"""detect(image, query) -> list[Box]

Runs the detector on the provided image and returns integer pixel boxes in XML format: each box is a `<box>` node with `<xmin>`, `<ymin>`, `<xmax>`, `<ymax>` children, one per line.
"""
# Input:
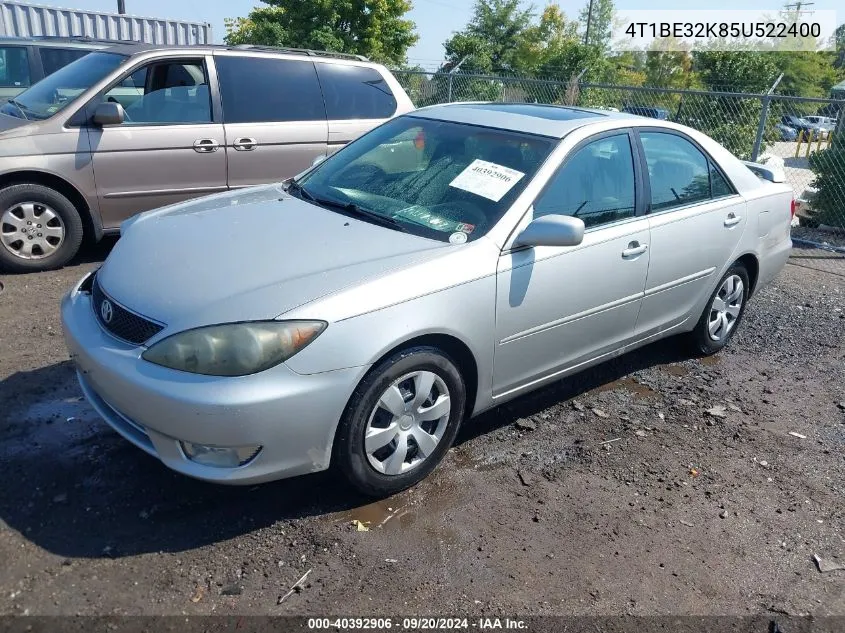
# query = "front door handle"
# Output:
<box><xmin>233</xmin><ymin>137</ymin><xmax>257</xmax><ymax>151</ymax></box>
<box><xmin>622</xmin><ymin>241</ymin><xmax>648</xmax><ymax>258</ymax></box>
<box><xmin>193</xmin><ymin>138</ymin><xmax>219</xmax><ymax>153</ymax></box>
<box><xmin>724</xmin><ymin>212</ymin><xmax>742</xmax><ymax>227</ymax></box>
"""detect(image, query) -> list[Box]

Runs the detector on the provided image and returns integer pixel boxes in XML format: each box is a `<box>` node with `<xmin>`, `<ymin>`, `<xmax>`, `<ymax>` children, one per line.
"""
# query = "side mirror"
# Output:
<box><xmin>513</xmin><ymin>214</ymin><xmax>585</xmax><ymax>248</ymax></box>
<box><xmin>93</xmin><ymin>101</ymin><xmax>125</xmax><ymax>127</ymax></box>
<box><xmin>311</xmin><ymin>154</ymin><xmax>327</xmax><ymax>167</ymax></box>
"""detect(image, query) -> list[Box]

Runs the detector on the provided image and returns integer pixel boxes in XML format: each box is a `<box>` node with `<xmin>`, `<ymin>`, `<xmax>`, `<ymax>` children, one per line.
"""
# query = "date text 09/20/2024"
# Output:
<box><xmin>307</xmin><ymin>618</ymin><xmax>527</xmax><ymax>630</ymax></box>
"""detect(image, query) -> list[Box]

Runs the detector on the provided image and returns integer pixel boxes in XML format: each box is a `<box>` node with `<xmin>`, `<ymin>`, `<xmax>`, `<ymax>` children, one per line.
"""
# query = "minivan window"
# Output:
<box><xmin>0</xmin><ymin>46</ymin><xmax>30</xmax><ymax>88</ymax></box>
<box><xmin>316</xmin><ymin>63</ymin><xmax>397</xmax><ymax>120</ymax></box>
<box><xmin>216</xmin><ymin>56</ymin><xmax>325</xmax><ymax>123</ymax></box>
<box><xmin>1</xmin><ymin>51</ymin><xmax>126</xmax><ymax>120</ymax></box>
<box><xmin>101</xmin><ymin>60</ymin><xmax>211</xmax><ymax>124</ymax></box>
<box><xmin>40</xmin><ymin>48</ymin><xmax>90</xmax><ymax>77</ymax></box>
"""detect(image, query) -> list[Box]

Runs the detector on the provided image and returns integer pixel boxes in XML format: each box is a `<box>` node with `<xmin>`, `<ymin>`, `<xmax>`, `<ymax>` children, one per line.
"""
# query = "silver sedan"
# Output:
<box><xmin>61</xmin><ymin>103</ymin><xmax>794</xmax><ymax>496</ymax></box>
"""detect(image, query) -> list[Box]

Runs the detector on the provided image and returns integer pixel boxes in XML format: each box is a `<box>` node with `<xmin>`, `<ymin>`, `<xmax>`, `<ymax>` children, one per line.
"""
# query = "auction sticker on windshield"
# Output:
<box><xmin>449</xmin><ymin>159</ymin><xmax>525</xmax><ymax>202</ymax></box>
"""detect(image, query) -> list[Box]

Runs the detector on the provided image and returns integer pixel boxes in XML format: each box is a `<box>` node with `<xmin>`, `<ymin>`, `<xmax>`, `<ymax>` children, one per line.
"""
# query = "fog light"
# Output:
<box><xmin>180</xmin><ymin>442</ymin><xmax>262</xmax><ymax>468</ymax></box>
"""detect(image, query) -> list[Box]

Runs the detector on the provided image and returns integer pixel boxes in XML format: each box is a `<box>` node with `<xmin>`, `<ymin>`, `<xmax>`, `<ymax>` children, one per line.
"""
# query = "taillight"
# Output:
<box><xmin>790</xmin><ymin>199</ymin><xmax>796</xmax><ymax>218</ymax></box>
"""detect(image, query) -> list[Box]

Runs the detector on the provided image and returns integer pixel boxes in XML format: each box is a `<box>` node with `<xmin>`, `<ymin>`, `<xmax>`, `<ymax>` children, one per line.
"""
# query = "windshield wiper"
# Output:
<box><xmin>5</xmin><ymin>99</ymin><xmax>29</xmax><ymax>120</ymax></box>
<box><xmin>291</xmin><ymin>184</ymin><xmax>409</xmax><ymax>233</ymax></box>
<box><xmin>283</xmin><ymin>178</ymin><xmax>315</xmax><ymax>202</ymax></box>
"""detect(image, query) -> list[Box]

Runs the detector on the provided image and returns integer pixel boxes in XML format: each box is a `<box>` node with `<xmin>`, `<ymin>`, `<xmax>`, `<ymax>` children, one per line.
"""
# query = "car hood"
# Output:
<box><xmin>97</xmin><ymin>185</ymin><xmax>448</xmax><ymax>334</ymax></box>
<box><xmin>0</xmin><ymin>112</ymin><xmax>37</xmax><ymax>136</ymax></box>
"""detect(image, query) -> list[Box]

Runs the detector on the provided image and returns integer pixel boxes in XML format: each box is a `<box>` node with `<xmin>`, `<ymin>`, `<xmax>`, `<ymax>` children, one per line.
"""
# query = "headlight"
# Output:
<box><xmin>141</xmin><ymin>320</ymin><xmax>326</xmax><ymax>376</ymax></box>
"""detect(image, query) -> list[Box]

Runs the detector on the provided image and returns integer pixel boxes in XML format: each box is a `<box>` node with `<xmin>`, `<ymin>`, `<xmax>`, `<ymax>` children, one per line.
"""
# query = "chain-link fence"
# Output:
<box><xmin>393</xmin><ymin>70</ymin><xmax>845</xmax><ymax>236</ymax></box>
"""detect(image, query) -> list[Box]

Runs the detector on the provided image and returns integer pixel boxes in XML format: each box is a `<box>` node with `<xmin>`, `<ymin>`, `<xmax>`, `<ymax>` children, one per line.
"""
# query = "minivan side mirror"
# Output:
<box><xmin>93</xmin><ymin>101</ymin><xmax>125</xmax><ymax>127</ymax></box>
<box><xmin>513</xmin><ymin>214</ymin><xmax>585</xmax><ymax>248</ymax></box>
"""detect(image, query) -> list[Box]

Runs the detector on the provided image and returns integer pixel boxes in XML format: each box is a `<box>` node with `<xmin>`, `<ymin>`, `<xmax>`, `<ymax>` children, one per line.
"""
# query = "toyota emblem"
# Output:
<box><xmin>100</xmin><ymin>299</ymin><xmax>114</xmax><ymax>324</ymax></box>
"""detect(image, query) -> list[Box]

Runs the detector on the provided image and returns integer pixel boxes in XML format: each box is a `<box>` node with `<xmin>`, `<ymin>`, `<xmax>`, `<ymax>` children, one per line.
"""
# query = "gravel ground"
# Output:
<box><xmin>1</xmin><ymin>241</ymin><xmax>844</xmax><ymax>618</ymax></box>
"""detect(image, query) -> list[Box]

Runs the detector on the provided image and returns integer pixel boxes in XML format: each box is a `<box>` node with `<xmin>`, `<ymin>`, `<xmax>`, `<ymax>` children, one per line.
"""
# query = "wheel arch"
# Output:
<box><xmin>734</xmin><ymin>252</ymin><xmax>760</xmax><ymax>297</ymax></box>
<box><xmin>357</xmin><ymin>332</ymin><xmax>480</xmax><ymax>421</ymax></box>
<box><xmin>0</xmin><ymin>170</ymin><xmax>102</xmax><ymax>242</ymax></box>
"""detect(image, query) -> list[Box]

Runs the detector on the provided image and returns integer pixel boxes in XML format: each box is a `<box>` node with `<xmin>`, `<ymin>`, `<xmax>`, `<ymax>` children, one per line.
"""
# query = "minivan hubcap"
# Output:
<box><xmin>1</xmin><ymin>202</ymin><xmax>64</xmax><ymax>260</ymax></box>
<box><xmin>708</xmin><ymin>275</ymin><xmax>744</xmax><ymax>342</ymax></box>
<box><xmin>365</xmin><ymin>371</ymin><xmax>451</xmax><ymax>476</ymax></box>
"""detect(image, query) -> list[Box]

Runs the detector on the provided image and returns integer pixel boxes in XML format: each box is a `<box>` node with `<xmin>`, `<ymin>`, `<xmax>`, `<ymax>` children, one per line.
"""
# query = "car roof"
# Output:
<box><xmin>410</xmin><ymin>102</ymin><xmax>638</xmax><ymax>138</ymax></box>
<box><xmin>92</xmin><ymin>42</ymin><xmax>374</xmax><ymax>63</ymax></box>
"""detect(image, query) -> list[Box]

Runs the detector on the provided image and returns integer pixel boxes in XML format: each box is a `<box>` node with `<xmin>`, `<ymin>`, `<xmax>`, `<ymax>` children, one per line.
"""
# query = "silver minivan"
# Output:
<box><xmin>0</xmin><ymin>43</ymin><xmax>414</xmax><ymax>272</ymax></box>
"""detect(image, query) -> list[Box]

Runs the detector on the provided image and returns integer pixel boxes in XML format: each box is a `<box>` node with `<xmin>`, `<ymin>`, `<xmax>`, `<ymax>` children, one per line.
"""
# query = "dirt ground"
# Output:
<box><xmin>1</xmin><ymin>240</ymin><xmax>844</xmax><ymax>619</ymax></box>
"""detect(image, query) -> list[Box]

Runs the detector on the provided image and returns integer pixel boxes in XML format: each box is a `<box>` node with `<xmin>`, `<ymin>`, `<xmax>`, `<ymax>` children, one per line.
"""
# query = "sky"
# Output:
<box><xmin>68</xmin><ymin>1</ymin><xmax>842</xmax><ymax>67</ymax></box>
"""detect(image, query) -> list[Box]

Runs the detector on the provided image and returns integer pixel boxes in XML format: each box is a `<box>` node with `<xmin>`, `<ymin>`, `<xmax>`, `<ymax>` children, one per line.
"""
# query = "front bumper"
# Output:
<box><xmin>60</xmin><ymin>275</ymin><xmax>368</xmax><ymax>485</ymax></box>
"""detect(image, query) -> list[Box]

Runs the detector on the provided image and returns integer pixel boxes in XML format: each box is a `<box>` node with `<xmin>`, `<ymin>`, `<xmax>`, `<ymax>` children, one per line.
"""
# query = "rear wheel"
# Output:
<box><xmin>334</xmin><ymin>346</ymin><xmax>467</xmax><ymax>497</ymax></box>
<box><xmin>691</xmin><ymin>263</ymin><xmax>750</xmax><ymax>355</ymax></box>
<box><xmin>0</xmin><ymin>184</ymin><xmax>84</xmax><ymax>273</ymax></box>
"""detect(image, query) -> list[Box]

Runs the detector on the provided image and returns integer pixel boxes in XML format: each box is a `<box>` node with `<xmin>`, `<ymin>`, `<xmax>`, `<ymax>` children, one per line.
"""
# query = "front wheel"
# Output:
<box><xmin>0</xmin><ymin>184</ymin><xmax>84</xmax><ymax>273</ymax></box>
<box><xmin>334</xmin><ymin>346</ymin><xmax>467</xmax><ymax>497</ymax></box>
<box><xmin>691</xmin><ymin>263</ymin><xmax>750</xmax><ymax>355</ymax></box>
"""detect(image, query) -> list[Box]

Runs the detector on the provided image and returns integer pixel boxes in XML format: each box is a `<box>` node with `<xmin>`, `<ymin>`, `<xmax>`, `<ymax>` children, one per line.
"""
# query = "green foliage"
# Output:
<box><xmin>693</xmin><ymin>50</ymin><xmax>779</xmax><ymax>92</ymax></box>
<box><xmin>578</xmin><ymin>0</ymin><xmax>614</xmax><ymax>52</ymax></box>
<box><xmin>809</xmin><ymin>146</ymin><xmax>845</xmax><ymax>228</ymax></box>
<box><xmin>224</xmin><ymin>0</ymin><xmax>418</xmax><ymax>66</ymax></box>
<box><xmin>442</xmin><ymin>0</ymin><xmax>535</xmax><ymax>74</ymax></box>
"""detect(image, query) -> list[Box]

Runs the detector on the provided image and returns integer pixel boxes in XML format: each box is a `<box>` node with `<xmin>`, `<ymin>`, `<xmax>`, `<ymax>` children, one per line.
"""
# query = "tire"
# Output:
<box><xmin>334</xmin><ymin>346</ymin><xmax>467</xmax><ymax>497</ymax></box>
<box><xmin>0</xmin><ymin>184</ymin><xmax>84</xmax><ymax>273</ymax></box>
<box><xmin>691</xmin><ymin>263</ymin><xmax>750</xmax><ymax>356</ymax></box>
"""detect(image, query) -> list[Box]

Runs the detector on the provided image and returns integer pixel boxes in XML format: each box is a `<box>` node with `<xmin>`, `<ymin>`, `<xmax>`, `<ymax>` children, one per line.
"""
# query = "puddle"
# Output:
<box><xmin>592</xmin><ymin>376</ymin><xmax>655</xmax><ymax>399</ymax></box>
<box><xmin>663</xmin><ymin>364</ymin><xmax>690</xmax><ymax>376</ymax></box>
<box><xmin>332</xmin><ymin>463</ymin><xmax>466</xmax><ymax>535</ymax></box>
<box><xmin>1</xmin><ymin>395</ymin><xmax>103</xmax><ymax>461</ymax></box>
<box><xmin>699</xmin><ymin>355</ymin><xmax>721</xmax><ymax>367</ymax></box>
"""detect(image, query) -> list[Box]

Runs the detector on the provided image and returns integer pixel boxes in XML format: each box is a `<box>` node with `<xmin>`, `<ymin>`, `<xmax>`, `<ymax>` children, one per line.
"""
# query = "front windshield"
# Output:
<box><xmin>297</xmin><ymin>116</ymin><xmax>556</xmax><ymax>242</ymax></box>
<box><xmin>0</xmin><ymin>52</ymin><xmax>127</xmax><ymax>121</ymax></box>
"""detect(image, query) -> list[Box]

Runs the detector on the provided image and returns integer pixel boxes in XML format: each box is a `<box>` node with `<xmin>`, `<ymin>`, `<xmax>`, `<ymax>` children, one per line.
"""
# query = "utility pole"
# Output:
<box><xmin>584</xmin><ymin>0</ymin><xmax>595</xmax><ymax>46</ymax></box>
<box><xmin>117</xmin><ymin>0</ymin><xmax>126</xmax><ymax>14</ymax></box>
<box><xmin>783</xmin><ymin>1</ymin><xmax>814</xmax><ymax>21</ymax></box>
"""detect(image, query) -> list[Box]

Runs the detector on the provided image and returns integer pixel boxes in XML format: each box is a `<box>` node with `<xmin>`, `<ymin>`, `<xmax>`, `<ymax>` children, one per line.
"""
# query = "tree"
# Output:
<box><xmin>224</xmin><ymin>0</ymin><xmax>418</xmax><ymax>66</ymax></box>
<box><xmin>644</xmin><ymin>40</ymin><xmax>698</xmax><ymax>90</ymax></box>
<box><xmin>442</xmin><ymin>0</ymin><xmax>535</xmax><ymax>74</ymax></box>
<box><xmin>579</xmin><ymin>0</ymin><xmax>614</xmax><ymax>52</ymax></box>
<box><xmin>693</xmin><ymin>49</ymin><xmax>779</xmax><ymax>92</ymax></box>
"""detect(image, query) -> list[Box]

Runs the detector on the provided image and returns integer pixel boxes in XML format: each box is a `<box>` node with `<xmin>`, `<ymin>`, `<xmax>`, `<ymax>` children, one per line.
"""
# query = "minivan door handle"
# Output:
<box><xmin>622</xmin><ymin>241</ymin><xmax>648</xmax><ymax>259</ymax></box>
<box><xmin>233</xmin><ymin>137</ymin><xmax>257</xmax><ymax>151</ymax></box>
<box><xmin>724</xmin><ymin>212</ymin><xmax>742</xmax><ymax>227</ymax></box>
<box><xmin>193</xmin><ymin>139</ymin><xmax>219</xmax><ymax>153</ymax></box>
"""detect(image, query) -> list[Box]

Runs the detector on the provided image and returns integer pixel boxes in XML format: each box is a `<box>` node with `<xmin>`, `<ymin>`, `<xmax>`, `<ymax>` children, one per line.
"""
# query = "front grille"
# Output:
<box><xmin>91</xmin><ymin>275</ymin><xmax>165</xmax><ymax>345</ymax></box>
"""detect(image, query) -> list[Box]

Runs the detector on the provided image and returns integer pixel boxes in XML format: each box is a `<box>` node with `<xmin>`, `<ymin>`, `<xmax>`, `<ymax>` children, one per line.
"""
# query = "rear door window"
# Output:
<box><xmin>0</xmin><ymin>46</ymin><xmax>30</xmax><ymax>88</ymax></box>
<box><xmin>39</xmin><ymin>47</ymin><xmax>90</xmax><ymax>77</ymax></box>
<box><xmin>215</xmin><ymin>55</ymin><xmax>325</xmax><ymax>123</ymax></box>
<box><xmin>316</xmin><ymin>63</ymin><xmax>397</xmax><ymax>120</ymax></box>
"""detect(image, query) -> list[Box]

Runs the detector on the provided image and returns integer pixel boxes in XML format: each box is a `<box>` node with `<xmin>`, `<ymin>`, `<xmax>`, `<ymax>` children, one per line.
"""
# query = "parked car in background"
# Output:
<box><xmin>804</xmin><ymin>115</ymin><xmax>836</xmax><ymax>134</ymax></box>
<box><xmin>0</xmin><ymin>36</ymin><xmax>109</xmax><ymax>101</ymax></box>
<box><xmin>776</xmin><ymin>122</ymin><xmax>798</xmax><ymax>141</ymax></box>
<box><xmin>621</xmin><ymin>105</ymin><xmax>670</xmax><ymax>120</ymax></box>
<box><xmin>781</xmin><ymin>114</ymin><xmax>821</xmax><ymax>140</ymax></box>
<box><xmin>61</xmin><ymin>103</ymin><xmax>794</xmax><ymax>495</ymax></box>
<box><xmin>0</xmin><ymin>43</ymin><xmax>414</xmax><ymax>273</ymax></box>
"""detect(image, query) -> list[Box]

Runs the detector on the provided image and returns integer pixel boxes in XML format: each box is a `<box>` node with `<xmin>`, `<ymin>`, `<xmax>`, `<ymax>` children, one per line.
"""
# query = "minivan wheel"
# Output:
<box><xmin>334</xmin><ymin>346</ymin><xmax>467</xmax><ymax>497</ymax></box>
<box><xmin>691</xmin><ymin>263</ymin><xmax>750</xmax><ymax>356</ymax></box>
<box><xmin>0</xmin><ymin>184</ymin><xmax>84</xmax><ymax>273</ymax></box>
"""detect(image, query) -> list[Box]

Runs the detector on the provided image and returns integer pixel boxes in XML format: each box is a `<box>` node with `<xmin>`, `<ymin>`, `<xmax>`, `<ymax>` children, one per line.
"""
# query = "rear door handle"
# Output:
<box><xmin>233</xmin><ymin>137</ymin><xmax>257</xmax><ymax>151</ymax></box>
<box><xmin>193</xmin><ymin>139</ymin><xmax>219</xmax><ymax>153</ymax></box>
<box><xmin>622</xmin><ymin>241</ymin><xmax>648</xmax><ymax>258</ymax></box>
<box><xmin>724</xmin><ymin>212</ymin><xmax>742</xmax><ymax>227</ymax></box>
